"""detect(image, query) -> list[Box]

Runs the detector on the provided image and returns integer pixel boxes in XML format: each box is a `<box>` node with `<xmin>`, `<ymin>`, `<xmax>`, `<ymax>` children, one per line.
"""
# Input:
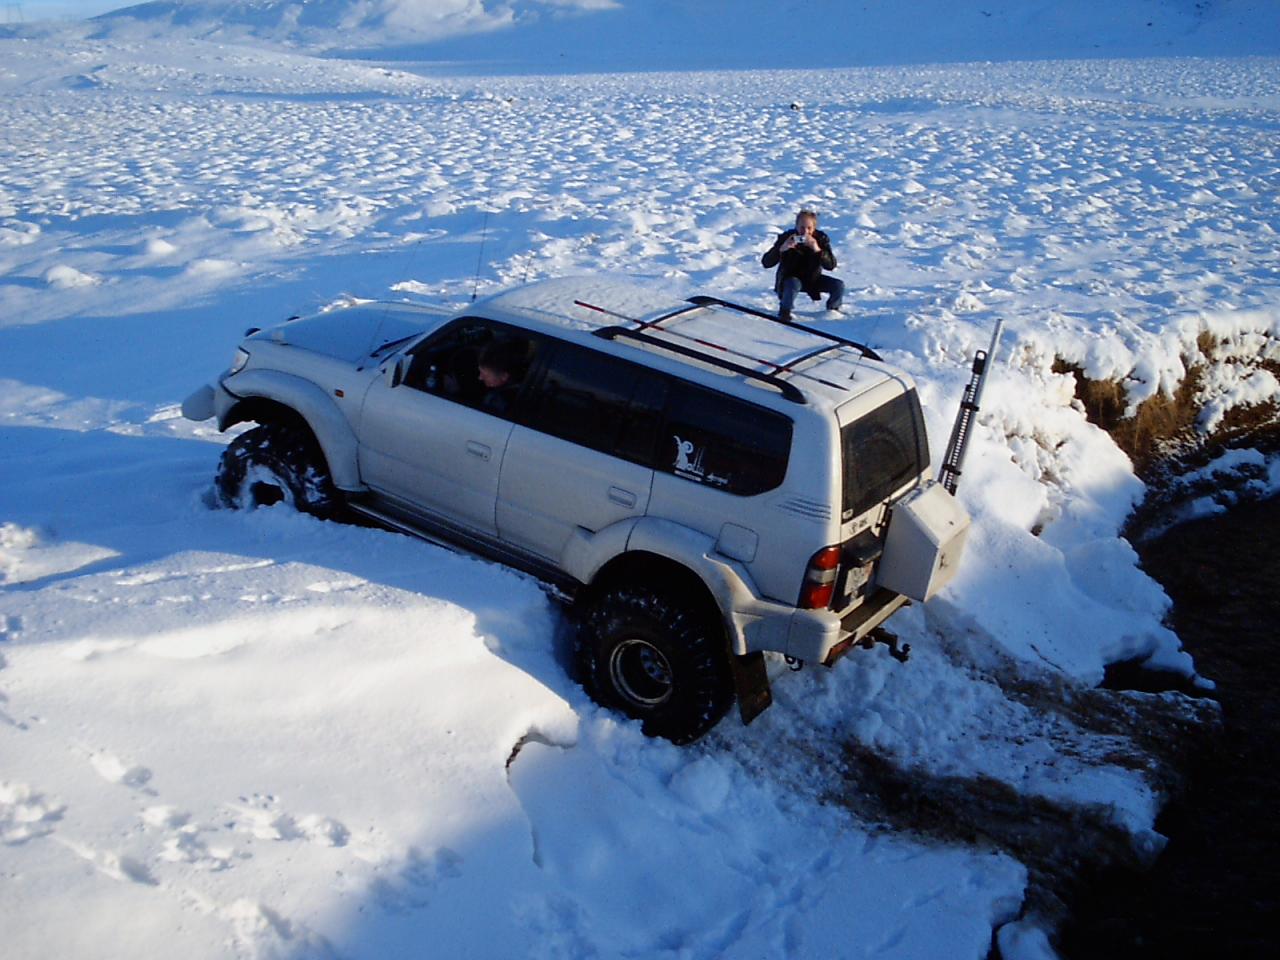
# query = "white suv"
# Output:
<box><xmin>184</xmin><ymin>276</ymin><xmax>970</xmax><ymax>742</ymax></box>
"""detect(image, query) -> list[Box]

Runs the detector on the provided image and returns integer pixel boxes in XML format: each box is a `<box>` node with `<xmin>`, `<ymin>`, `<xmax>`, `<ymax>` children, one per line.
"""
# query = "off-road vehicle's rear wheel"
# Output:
<box><xmin>577</xmin><ymin>585</ymin><xmax>735</xmax><ymax>744</ymax></box>
<box><xmin>215</xmin><ymin>423</ymin><xmax>339</xmax><ymax>519</ymax></box>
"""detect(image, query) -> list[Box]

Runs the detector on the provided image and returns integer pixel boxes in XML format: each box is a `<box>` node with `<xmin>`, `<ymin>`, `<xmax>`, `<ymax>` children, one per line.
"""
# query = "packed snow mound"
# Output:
<box><xmin>80</xmin><ymin>0</ymin><xmax>1280</xmax><ymax>65</ymax></box>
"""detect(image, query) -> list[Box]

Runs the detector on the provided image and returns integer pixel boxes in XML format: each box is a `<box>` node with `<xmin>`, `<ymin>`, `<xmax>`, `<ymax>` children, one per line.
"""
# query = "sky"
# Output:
<box><xmin>6</xmin><ymin>0</ymin><xmax>116</xmax><ymax>19</ymax></box>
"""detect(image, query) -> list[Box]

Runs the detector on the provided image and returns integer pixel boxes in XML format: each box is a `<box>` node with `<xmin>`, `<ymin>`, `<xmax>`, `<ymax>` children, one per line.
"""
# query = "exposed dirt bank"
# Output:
<box><xmin>1058</xmin><ymin>493</ymin><xmax>1280</xmax><ymax>958</ymax></box>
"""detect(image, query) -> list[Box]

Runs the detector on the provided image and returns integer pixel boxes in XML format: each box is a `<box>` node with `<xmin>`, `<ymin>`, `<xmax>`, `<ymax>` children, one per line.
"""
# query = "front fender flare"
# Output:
<box><xmin>220</xmin><ymin>369</ymin><xmax>364</xmax><ymax>492</ymax></box>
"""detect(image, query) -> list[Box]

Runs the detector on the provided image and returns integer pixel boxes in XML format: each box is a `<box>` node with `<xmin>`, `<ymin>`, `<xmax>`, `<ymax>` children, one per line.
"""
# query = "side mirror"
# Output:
<box><xmin>384</xmin><ymin>357</ymin><xmax>406</xmax><ymax>388</ymax></box>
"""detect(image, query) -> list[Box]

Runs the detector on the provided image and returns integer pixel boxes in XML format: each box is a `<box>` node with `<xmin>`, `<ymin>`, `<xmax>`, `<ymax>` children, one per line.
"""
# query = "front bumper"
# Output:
<box><xmin>181</xmin><ymin>383</ymin><xmax>216</xmax><ymax>422</ymax></box>
<box><xmin>181</xmin><ymin>379</ymin><xmax>239</xmax><ymax>428</ymax></box>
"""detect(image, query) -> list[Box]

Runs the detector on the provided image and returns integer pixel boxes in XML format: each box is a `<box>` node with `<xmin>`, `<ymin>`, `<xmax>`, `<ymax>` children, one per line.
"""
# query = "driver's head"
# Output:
<box><xmin>477</xmin><ymin>364</ymin><xmax>509</xmax><ymax>389</ymax></box>
<box><xmin>478</xmin><ymin>338</ymin><xmax>528</xmax><ymax>389</ymax></box>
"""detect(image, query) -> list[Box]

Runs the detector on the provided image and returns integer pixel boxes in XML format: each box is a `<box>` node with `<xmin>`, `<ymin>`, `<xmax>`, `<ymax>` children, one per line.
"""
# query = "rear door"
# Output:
<box><xmin>497</xmin><ymin>341</ymin><xmax>663</xmax><ymax>563</ymax></box>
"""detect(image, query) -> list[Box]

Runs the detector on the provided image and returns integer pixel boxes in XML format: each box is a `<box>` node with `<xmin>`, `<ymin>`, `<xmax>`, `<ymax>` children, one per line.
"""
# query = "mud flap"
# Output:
<box><xmin>732</xmin><ymin>651</ymin><xmax>772</xmax><ymax>725</ymax></box>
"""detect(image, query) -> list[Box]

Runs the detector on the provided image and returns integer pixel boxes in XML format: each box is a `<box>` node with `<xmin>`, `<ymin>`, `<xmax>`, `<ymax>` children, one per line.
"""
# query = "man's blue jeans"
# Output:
<box><xmin>779</xmin><ymin>275</ymin><xmax>845</xmax><ymax>314</ymax></box>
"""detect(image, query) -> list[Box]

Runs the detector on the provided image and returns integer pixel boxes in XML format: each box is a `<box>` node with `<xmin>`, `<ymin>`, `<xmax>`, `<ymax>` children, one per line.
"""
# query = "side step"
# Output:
<box><xmin>345</xmin><ymin>500</ymin><xmax>578</xmax><ymax>604</ymax></box>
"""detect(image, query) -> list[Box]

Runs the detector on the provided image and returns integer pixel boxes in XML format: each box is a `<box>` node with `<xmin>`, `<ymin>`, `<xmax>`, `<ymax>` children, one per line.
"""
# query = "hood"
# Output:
<box><xmin>252</xmin><ymin>302</ymin><xmax>440</xmax><ymax>363</ymax></box>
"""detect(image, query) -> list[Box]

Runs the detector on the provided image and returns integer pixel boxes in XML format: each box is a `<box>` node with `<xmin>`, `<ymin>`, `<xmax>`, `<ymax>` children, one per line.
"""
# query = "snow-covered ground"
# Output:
<box><xmin>2</xmin><ymin>6</ymin><xmax>1280</xmax><ymax>958</ymax></box>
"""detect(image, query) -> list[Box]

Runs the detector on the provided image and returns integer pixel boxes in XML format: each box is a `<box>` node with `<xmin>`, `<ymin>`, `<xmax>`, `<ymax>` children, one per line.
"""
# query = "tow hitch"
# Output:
<box><xmin>860</xmin><ymin>628</ymin><xmax>911</xmax><ymax>663</ymax></box>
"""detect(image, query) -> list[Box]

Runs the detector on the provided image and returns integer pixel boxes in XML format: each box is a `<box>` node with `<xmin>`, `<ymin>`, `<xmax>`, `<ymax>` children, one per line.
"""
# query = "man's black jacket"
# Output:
<box><xmin>761</xmin><ymin>229</ymin><xmax>837</xmax><ymax>298</ymax></box>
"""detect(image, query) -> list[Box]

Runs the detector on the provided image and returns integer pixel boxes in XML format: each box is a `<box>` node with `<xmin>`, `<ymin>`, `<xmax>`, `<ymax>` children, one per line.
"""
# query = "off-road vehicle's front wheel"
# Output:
<box><xmin>215</xmin><ymin>423</ymin><xmax>340</xmax><ymax>519</ymax></box>
<box><xmin>577</xmin><ymin>585</ymin><xmax>735</xmax><ymax>744</ymax></box>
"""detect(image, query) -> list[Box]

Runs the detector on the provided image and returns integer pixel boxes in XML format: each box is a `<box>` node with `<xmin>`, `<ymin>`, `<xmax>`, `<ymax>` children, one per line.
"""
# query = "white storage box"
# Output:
<box><xmin>876</xmin><ymin>481</ymin><xmax>971</xmax><ymax>602</ymax></box>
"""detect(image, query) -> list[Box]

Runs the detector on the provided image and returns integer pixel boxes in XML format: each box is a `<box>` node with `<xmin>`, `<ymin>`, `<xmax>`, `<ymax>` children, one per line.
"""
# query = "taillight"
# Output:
<box><xmin>799</xmin><ymin>545</ymin><xmax>841</xmax><ymax>609</ymax></box>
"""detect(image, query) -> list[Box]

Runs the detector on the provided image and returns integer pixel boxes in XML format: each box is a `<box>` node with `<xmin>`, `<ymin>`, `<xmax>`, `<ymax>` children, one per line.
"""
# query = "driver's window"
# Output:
<box><xmin>402</xmin><ymin>319</ymin><xmax>536</xmax><ymax>418</ymax></box>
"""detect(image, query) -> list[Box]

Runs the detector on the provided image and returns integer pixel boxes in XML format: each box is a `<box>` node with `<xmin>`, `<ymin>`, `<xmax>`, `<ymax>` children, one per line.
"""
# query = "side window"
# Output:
<box><xmin>658</xmin><ymin>383</ymin><xmax>792</xmax><ymax>496</ymax></box>
<box><xmin>522</xmin><ymin>342</ymin><xmax>664</xmax><ymax>462</ymax></box>
<box><xmin>402</xmin><ymin>318</ymin><xmax>536</xmax><ymax>419</ymax></box>
<box><xmin>614</xmin><ymin>371</ymin><xmax>667</xmax><ymax>466</ymax></box>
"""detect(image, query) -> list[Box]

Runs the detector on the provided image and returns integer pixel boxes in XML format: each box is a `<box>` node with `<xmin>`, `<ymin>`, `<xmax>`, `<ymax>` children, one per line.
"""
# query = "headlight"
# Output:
<box><xmin>227</xmin><ymin>348</ymin><xmax>250</xmax><ymax>376</ymax></box>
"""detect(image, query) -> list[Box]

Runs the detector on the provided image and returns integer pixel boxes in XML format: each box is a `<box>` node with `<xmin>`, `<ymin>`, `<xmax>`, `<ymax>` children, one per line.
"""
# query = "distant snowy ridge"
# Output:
<box><xmin>79</xmin><ymin>0</ymin><xmax>1280</xmax><ymax>66</ymax></box>
<box><xmin>88</xmin><ymin>0</ymin><xmax>613</xmax><ymax>51</ymax></box>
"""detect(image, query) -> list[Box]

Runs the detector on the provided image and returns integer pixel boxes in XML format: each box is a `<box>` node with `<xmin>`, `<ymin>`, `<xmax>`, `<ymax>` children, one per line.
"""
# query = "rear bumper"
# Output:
<box><xmin>783</xmin><ymin>589</ymin><xmax>909</xmax><ymax>666</ymax></box>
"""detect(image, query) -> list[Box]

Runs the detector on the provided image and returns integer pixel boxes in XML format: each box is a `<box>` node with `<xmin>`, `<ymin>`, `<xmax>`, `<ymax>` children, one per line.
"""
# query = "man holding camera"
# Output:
<box><xmin>761</xmin><ymin>209</ymin><xmax>844</xmax><ymax>321</ymax></box>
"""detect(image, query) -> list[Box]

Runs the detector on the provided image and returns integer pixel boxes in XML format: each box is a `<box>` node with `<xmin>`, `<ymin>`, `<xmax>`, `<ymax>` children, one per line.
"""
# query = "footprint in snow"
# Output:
<box><xmin>1</xmin><ymin>614</ymin><xmax>22</xmax><ymax>642</ymax></box>
<box><xmin>57</xmin><ymin>836</ymin><xmax>158</xmax><ymax>887</ymax></box>
<box><xmin>369</xmin><ymin>845</ymin><xmax>464</xmax><ymax>915</ymax></box>
<box><xmin>224</xmin><ymin>899</ymin><xmax>337</xmax><ymax>959</ymax></box>
<box><xmin>142</xmin><ymin>805</ymin><xmax>237</xmax><ymax>871</ymax></box>
<box><xmin>226</xmin><ymin>794</ymin><xmax>350</xmax><ymax>848</ymax></box>
<box><xmin>1</xmin><ymin>781</ymin><xmax>66</xmax><ymax>845</ymax></box>
<box><xmin>88</xmin><ymin>749</ymin><xmax>154</xmax><ymax>792</ymax></box>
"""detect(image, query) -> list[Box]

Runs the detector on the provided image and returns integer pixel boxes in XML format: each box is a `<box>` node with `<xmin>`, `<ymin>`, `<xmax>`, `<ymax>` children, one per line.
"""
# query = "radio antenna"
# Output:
<box><xmin>471</xmin><ymin>210</ymin><xmax>489</xmax><ymax>302</ymax></box>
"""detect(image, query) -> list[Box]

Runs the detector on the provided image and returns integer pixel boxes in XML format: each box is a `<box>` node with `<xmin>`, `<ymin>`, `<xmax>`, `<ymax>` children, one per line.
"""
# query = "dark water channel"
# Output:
<box><xmin>1058</xmin><ymin>494</ymin><xmax>1280</xmax><ymax>958</ymax></box>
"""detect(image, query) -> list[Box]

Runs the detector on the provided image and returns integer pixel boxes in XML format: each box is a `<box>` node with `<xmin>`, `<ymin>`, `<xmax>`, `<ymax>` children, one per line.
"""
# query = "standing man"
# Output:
<box><xmin>761</xmin><ymin>209</ymin><xmax>844</xmax><ymax>321</ymax></box>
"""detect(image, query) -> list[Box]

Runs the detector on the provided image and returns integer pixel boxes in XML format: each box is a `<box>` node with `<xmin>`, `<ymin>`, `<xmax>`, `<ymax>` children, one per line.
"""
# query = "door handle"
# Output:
<box><xmin>466</xmin><ymin>441</ymin><xmax>491</xmax><ymax>461</ymax></box>
<box><xmin>608</xmin><ymin>486</ymin><xmax>637</xmax><ymax>508</ymax></box>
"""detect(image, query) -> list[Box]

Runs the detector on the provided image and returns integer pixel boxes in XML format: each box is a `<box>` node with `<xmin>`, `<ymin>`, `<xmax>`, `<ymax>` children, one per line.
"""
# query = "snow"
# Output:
<box><xmin>2</xmin><ymin>3</ymin><xmax>1279</xmax><ymax>959</ymax></box>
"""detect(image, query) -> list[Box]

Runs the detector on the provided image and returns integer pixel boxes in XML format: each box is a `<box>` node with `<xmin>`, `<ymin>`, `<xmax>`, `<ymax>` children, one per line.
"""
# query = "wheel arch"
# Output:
<box><xmin>218</xmin><ymin>371</ymin><xmax>363</xmax><ymax>491</ymax></box>
<box><xmin>578</xmin><ymin>556</ymin><xmax>739</xmax><ymax>743</ymax></box>
<box><xmin>585</xmin><ymin>550</ymin><xmax>720</xmax><ymax>623</ymax></box>
<box><xmin>222</xmin><ymin>395</ymin><xmax>309</xmax><ymax>436</ymax></box>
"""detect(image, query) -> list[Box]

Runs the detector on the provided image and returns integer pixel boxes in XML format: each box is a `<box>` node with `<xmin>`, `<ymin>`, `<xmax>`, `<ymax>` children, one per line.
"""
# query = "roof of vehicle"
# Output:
<box><xmin>467</xmin><ymin>276</ymin><xmax>907</xmax><ymax>411</ymax></box>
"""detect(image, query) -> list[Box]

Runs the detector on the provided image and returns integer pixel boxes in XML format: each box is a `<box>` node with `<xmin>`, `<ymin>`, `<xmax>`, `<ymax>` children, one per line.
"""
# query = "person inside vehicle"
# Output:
<box><xmin>476</xmin><ymin>338</ymin><xmax>530</xmax><ymax>415</ymax></box>
<box><xmin>761</xmin><ymin>209</ymin><xmax>844</xmax><ymax>321</ymax></box>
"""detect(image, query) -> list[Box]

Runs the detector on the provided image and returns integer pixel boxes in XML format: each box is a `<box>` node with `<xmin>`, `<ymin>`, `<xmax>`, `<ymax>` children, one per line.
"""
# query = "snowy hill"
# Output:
<box><xmin>84</xmin><ymin>0</ymin><xmax>1280</xmax><ymax>66</ymax></box>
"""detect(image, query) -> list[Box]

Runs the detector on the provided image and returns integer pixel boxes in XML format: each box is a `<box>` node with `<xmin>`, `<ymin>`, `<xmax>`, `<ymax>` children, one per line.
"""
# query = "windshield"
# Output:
<box><xmin>369</xmin><ymin>334</ymin><xmax>417</xmax><ymax>359</ymax></box>
<box><xmin>841</xmin><ymin>389</ymin><xmax>929</xmax><ymax>520</ymax></box>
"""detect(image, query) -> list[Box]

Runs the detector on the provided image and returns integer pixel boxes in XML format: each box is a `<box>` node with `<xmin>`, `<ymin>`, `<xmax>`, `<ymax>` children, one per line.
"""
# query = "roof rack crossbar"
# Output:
<box><xmin>774</xmin><ymin>344</ymin><xmax>849</xmax><ymax>384</ymax></box>
<box><xmin>594</xmin><ymin>326</ymin><xmax>807</xmax><ymax>404</ymax></box>
<box><xmin>685</xmin><ymin>295</ymin><xmax>883</xmax><ymax>361</ymax></box>
<box><xmin>575</xmin><ymin>298</ymin><xmax>702</xmax><ymax>330</ymax></box>
<box><xmin>577</xmin><ymin>298</ymin><xmax>848</xmax><ymax>396</ymax></box>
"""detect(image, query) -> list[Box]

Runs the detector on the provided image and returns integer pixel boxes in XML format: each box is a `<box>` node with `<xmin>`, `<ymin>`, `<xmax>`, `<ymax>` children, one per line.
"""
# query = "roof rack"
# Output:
<box><xmin>575</xmin><ymin>296</ymin><xmax>863</xmax><ymax>402</ymax></box>
<box><xmin>685</xmin><ymin>296</ymin><xmax>883</xmax><ymax>361</ymax></box>
<box><xmin>593</xmin><ymin>326</ymin><xmax>807</xmax><ymax>404</ymax></box>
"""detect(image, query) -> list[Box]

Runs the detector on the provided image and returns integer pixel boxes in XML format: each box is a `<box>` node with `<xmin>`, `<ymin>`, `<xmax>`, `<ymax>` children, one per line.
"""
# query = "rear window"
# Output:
<box><xmin>842</xmin><ymin>389</ymin><xmax>928</xmax><ymax>519</ymax></box>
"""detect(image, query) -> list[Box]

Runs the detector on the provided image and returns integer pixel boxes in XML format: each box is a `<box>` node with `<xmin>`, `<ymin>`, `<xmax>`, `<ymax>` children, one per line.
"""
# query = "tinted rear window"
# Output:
<box><xmin>660</xmin><ymin>382</ymin><xmax>792</xmax><ymax>496</ymax></box>
<box><xmin>842</xmin><ymin>390</ymin><xmax>928</xmax><ymax>519</ymax></box>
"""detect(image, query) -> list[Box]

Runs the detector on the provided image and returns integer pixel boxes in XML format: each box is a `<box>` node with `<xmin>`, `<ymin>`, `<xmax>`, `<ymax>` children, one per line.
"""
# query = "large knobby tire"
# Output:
<box><xmin>215</xmin><ymin>423</ymin><xmax>340</xmax><ymax>519</ymax></box>
<box><xmin>576</xmin><ymin>585</ymin><xmax>735</xmax><ymax>744</ymax></box>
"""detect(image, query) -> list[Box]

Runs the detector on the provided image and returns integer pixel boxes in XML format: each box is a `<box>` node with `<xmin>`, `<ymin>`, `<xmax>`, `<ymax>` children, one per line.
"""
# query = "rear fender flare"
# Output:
<box><xmin>589</xmin><ymin>517</ymin><xmax>770</xmax><ymax>657</ymax></box>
